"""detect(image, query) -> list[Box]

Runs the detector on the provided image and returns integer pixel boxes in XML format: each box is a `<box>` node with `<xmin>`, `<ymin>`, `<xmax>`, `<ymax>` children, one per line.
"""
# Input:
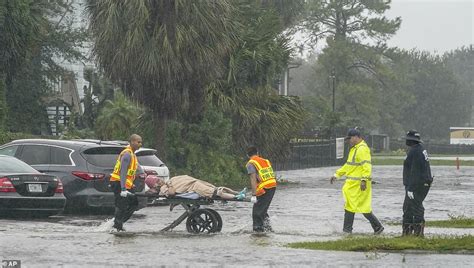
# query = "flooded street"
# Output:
<box><xmin>1</xmin><ymin>166</ymin><xmax>473</xmax><ymax>267</ymax></box>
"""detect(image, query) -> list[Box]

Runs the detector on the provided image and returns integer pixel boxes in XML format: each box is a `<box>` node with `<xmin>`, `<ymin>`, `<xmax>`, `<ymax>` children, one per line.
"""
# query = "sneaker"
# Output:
<box><xmin>342</xmin><ymin>230</ymin><xmax>352</xmax><ymax>235</ymax></box>
<box><xmin>112</xmin><ymin>223</ymin><xmax>126</xmax><ymax>232</ymax></box>
<box><xmin>374</xmin><ymin>226</ymin><xmax>384</xmax><ymax>235</ymax></box>
<box><xmin>238</xmin><ymin>187</ymin><xmax>247</xmax><ymax>196</ymax></box>
<box><xmin>342</xmin><ymin>231</ymin><xmax>352</xmax><ymax>237</ymax></box>
<box><xmin>109</xmin><ymin>227</ymin><xmax>126</xmax><ymax>234</ymax></box>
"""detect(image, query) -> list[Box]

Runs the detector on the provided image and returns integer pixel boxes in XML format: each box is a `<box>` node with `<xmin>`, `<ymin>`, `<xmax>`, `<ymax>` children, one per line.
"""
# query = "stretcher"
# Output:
<box><xmin>138</xmin><ymin>193</ymin><xmax>248</xmax><ymax>234</ymax></box>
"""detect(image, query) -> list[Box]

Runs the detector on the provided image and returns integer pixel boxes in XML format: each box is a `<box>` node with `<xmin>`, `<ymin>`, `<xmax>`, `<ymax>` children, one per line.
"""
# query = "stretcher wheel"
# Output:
<box><xmin>205</xmin><ymin>208</ymin><xmax>223</xmax><ymax>232</ymax></box>
<box><xmin>186</xmin><ymin>208</ymin><xmax>219</xmax><ymax>233</ymax></box>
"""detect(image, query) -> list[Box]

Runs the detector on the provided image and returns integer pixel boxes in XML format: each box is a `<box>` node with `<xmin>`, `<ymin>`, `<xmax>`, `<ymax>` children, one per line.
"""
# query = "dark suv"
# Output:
<box><xmin>0</xmin><ymin>139</ymin><xmax>165</xmax><ymax>212</ymax></box>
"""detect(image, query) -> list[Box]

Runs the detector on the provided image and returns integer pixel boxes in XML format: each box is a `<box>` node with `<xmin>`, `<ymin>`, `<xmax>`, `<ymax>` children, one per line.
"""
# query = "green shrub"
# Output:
<box><xmin>165</xmin><ymin>106</ymin><xmax>246</xmax><ymax>187</ymax></box>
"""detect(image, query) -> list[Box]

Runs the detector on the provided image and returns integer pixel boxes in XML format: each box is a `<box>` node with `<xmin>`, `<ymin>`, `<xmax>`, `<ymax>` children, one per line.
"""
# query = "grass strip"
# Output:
<box><xmin>288</xmin><ymin>235</ymin><xmax>474</xmax><ymax>252</ymax></box>
<box><xmin>386</xmin><ymin>218</ymin><xmax>474</xmax><ymax>228</ymax></box>
<box><xmin>427</xmin><ymin>218</ymin><xmax>474</xmax><ymax>228</ymax></box>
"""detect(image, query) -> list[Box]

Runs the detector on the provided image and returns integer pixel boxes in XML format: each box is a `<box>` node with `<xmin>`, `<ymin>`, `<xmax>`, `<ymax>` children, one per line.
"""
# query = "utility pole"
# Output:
<box><xmin>280</xmin><ymin>60</ymin><xmax>302</xmax><ymax>96</ymax></box>
<box><xmin>330</xmin><ymin>69</ymin><xmax>336</xmax><ymax>112</ymax></box>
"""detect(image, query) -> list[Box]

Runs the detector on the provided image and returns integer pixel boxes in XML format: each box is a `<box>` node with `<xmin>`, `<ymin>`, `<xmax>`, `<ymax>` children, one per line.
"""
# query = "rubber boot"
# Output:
<box><xmin>343</xmin><ymin>210</ymin><xmax>355</xmax><ymax>233</ymax></box>
<box><xmin>413</xmin><ymin>223</ymin><xmax>425</xmax><ymax>237</ymax></box>
<box><xmin>402</xmin><ymin>223</ymin><xmax>411</xmax><ymax>236</ymax></box>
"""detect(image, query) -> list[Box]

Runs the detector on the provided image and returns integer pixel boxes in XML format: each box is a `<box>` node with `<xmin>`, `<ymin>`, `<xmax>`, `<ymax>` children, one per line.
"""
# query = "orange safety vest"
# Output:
<box><xmin>247</xmin><ymin>156</ymin><xmax>277</xmax><ymax>196</ymax></box>
<box><xmin>110</xmin><ymin>146</ymin><xmax>138</xmax><ymax>190</ymax></box>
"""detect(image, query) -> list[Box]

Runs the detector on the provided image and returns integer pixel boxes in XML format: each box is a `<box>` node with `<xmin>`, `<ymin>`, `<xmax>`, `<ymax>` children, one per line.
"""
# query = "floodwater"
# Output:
<box><xmin>1</xmin><ymin>166</ymin><xmax>473</xmax><ymax>267</ymax></box>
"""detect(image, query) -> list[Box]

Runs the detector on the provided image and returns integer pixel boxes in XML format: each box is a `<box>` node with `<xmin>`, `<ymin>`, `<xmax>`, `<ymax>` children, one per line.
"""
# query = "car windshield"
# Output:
<box><xmin>0</xmin><ymin>157</ymin><xmax>38</xmax><ymax>173</ymax></box>
<box><xmin>137</xmin><ymin>153</ymin><xmax>164</xmax><ymax>166</ymax></box>
<box><xmin>82</xmin><ymin>147</ymin><xmax>165</xmax><ymax>168</ymax></box>
<box><xmin>82</xmin><ymin>147</ymin><xmax>123</xmax><ymax>168</ymax></box>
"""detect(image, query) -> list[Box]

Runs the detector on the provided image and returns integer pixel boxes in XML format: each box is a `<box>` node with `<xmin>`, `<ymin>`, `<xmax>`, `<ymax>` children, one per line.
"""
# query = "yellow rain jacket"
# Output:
<box><xmin>334</xmin><ymin>140</ymin><xmax>373</xmax><ymax>213</ymax></box>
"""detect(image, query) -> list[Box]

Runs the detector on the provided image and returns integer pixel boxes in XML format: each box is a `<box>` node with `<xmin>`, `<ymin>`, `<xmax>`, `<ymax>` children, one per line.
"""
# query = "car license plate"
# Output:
<box><xmin>28</xmin><ymin>184</ymin><xmax>43</xmax><ymax>193</ymax></box>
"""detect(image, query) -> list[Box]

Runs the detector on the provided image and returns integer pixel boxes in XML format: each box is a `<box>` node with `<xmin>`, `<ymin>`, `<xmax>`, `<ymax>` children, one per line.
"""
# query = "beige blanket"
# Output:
<box><xmin>159</xmin><ymin>175</ymin><xmax>215</xmax><ymax>198</ymax></box>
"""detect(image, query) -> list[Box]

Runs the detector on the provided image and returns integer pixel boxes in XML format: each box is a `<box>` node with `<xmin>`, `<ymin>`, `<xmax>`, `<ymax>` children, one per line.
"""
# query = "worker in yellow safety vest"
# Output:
<box><xmin>330</xmin><ymin>128</ymin><xmax>384</xmax><ymax>234</ymax></box>
<box><xmin>109</xmin><ymin>134</ymin><xmax>142</xmax><ymax>232</ymax></box>
<box><xmin>246</xmin><ymin>146</ymin><xmax>277</xmax><ymax>232</ymax></box>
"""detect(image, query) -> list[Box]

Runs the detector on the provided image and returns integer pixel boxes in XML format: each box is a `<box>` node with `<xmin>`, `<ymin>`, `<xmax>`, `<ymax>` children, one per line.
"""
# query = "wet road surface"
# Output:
<box><xmin>1</xmin><ymin>166</ymin><xmax>473</xmax><ymax>267</ymax></box>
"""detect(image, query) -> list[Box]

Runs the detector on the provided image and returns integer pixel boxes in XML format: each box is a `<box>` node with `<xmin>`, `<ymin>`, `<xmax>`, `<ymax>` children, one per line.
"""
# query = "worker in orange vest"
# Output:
<box><xmin>246</xmin><ymin>146</ymin><xmax>277</xmax><ymax>232</ymax></box>
<box><xmin>109</xmin><ymin>134</ymin><xmax>142</xmax><ymax>232</ymax></box>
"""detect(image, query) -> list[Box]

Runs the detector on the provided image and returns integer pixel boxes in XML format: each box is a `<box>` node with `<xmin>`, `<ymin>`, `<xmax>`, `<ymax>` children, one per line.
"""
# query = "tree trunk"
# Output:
<box><xmin>0</xmin><ymin>75</ymin><xmax>6</xmax><ymax>130</ymax></box>
<box><xmin>152</xmin><ymin>112</ymin><xmax>168</xmax><ymax>160</ymax></box>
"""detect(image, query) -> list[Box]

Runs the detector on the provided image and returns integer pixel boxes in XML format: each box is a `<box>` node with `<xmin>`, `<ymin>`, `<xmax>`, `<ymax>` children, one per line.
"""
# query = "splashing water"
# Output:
<box><xmin>94</xmin><ymin>217</ymin><xmax>115</xmax><ymax>232</ymax></box>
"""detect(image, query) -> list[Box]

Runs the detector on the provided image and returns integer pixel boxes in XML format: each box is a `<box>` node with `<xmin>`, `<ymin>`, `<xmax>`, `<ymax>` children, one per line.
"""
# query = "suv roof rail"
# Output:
<box><xmin>71</xmin><ymin>139</ymin><xmax>101</xmax><ymax>144</ymax></box>
<box><xmin>108</xmin><ymin>140</ymin><xmax>129</xmax><ymax>146</ymax></box>
<box><xmin>71</xmin><ymin>139</ymin><xmax>129</xmax><ymax>146</ymax></box>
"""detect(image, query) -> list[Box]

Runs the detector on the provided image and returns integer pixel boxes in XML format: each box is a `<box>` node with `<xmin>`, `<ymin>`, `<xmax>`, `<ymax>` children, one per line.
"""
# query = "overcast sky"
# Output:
<box><xmin>385</xmin><ymin>0</ymin><xmax>473</xmax><ymax>53</ymax></box>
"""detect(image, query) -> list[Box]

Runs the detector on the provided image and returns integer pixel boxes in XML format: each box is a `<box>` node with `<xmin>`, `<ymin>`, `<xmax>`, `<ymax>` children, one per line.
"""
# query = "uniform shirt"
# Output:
<box><xmin>246</xmin><ymin>163</ymin><xmax>260</xmax><ymax>181</ymax></box>
<box><xmin>119</xmin><ymin>152</ymin><xmax>131</xmax><ymax>190</ymax></box>
<box><xmin>119</xmin><ymin>152</ymin><xmax>143</xmax><ymax>190</ymax></box>
<box><xmin>403</xmin><ymin>143</ymin><xmax>433</xmax><ymax>191</ymax></box>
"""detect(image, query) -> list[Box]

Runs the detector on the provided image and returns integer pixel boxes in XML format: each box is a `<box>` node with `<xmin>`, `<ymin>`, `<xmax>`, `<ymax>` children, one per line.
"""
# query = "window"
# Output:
<box><xmin>0</xmin><ymin>157</ymin><xmax>38</xmax><ymax>173</ymax></box>
<box><xmin>51</xmin><ymin>147</ymin><xmax>73</xmax><ymax>165</ymax></box>
<box><xmin>0</xmin><ymin>145</ymin><xmax>19</xmax><ymax>156</ymax></box>
<box><xmin>19</xmin><ymin>145</ymin><xmax>51</xmax><ymax>165</ymax></box>
<box><xmin>137</xmin><ymin>154</ymin><xmax>164</xmax><ymax>167</ymax></box>
<box><xmin>136</xmin><ymin>150</ymin><xmax>164</xmax><ymax>166</ymax></box>
<box><xmin>82</xmin><ymin>147</ymin><xmax>123</xmax><ymax>167</ymax></box>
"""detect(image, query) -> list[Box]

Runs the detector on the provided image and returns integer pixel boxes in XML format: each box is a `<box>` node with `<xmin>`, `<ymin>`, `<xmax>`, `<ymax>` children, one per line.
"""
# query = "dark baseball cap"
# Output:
<box><xmin>345</xmin><ymin>128</ymin><xmax>361</xmax><ymax>139</ymax></box>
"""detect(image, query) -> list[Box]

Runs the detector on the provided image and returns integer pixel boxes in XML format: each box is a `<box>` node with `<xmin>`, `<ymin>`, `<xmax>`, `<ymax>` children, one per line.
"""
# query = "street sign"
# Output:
<box><xmin>450</xmin><ymin>127</ymin><xmax>474</xmax><ymax>144</ymax></box>
<box><xmin>336</xmin><ymin>138</ymin><xmax>345</xmax><ymax>159</ymax></box>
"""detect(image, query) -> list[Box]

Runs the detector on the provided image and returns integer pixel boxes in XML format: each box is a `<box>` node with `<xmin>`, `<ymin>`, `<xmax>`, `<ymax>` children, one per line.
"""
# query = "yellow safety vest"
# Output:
<box><xmin>335</xmin><ymin>140</ymin><xmax>373</xmax><ymax>213</ymax></box>
<box><xmin>247</xmin><ymin>156</ymin><xmax>277</xmax><ymax>196</ymax></box>
<box><xmin>110</xmin><ymin>146</ymin><xmax>138</xmax><ymax>190</ymax></box>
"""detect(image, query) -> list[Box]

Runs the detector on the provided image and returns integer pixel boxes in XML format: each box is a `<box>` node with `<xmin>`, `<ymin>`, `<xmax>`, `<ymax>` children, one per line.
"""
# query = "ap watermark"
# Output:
<box><xmin>1</xmin><ymin>260</ymin><xmax>21</xmax><ymax>268</ymax></box>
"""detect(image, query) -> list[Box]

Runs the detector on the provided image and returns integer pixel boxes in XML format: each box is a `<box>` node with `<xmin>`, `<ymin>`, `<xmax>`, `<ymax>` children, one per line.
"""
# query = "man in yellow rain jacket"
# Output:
<box><xmin>330</xmin><ymin>128</ymin><xmax>384</xmax><ymax>234</ymax></box>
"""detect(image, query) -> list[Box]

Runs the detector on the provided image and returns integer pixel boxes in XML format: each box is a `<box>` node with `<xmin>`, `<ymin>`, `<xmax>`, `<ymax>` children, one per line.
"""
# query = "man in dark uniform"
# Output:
<box><xmin>402</xmin><ymin>130</ymin><xmax>433</xmax><ymax>236</ymax></box>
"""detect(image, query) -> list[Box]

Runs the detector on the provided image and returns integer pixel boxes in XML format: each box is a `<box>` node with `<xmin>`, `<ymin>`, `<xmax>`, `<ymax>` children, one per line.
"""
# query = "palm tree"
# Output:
<box><xmin>0</xmin><ymin>0</ymin><xmax>46</xmax><ymax>128</ymax></box>
<box><xmin>95</xmin><ymin>91</ymin><xmax>142</xmax><ymax>140</ymax></box>
<box><xmin>0</xmin><ymin>0</ymin><xmax>85</xmax><ymax>131</ymax></box>
<box><xmin>0</xmin><ymin>0</ymin><xmax>46</xmax><ymax>76</ymax></box>
<box><xmin>86</xmin><ymin>0</ymin><xmax>238</xmax><ymax>155</ymax></box>
<box><xmin>208</xmin><ymin>1</ymin><xmax>308</xmax><ymax>160</ymax></box>
<box><xmin>209</xmin><ymin>84</ymin><xmax>307</xmax><ymax>162</ymax></box>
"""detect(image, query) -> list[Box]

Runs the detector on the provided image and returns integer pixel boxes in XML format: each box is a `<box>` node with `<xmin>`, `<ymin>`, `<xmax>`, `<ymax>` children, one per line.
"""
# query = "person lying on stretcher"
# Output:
<box><xmin>145</xmin><ymin>175</ymin><xmax>247</xmax><ymax>200</ymax></box>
